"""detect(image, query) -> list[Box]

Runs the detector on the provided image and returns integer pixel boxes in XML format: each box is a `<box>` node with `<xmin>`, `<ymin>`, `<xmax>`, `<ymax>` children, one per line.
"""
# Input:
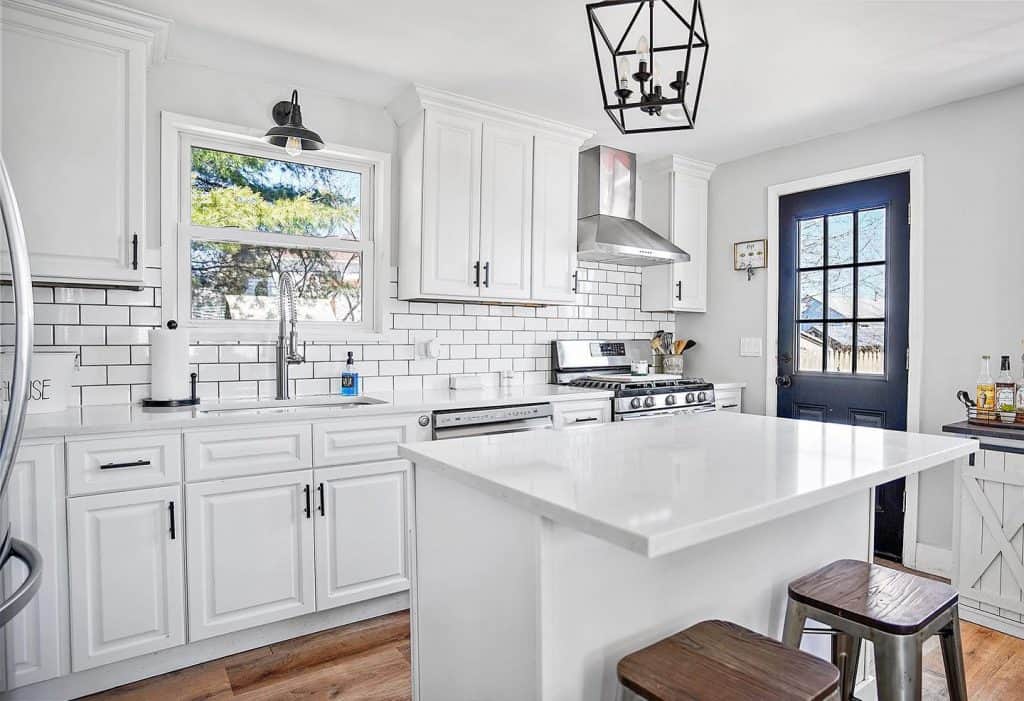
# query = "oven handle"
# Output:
<box><xmin>433</xmin><ymin>416</ymin><xmax>553</xmax><ymax>440</ymax></box>
<box><xmin>617</xmin><ymin>406</ymin><xmax>716</xmax><ymax>421</ymax></box>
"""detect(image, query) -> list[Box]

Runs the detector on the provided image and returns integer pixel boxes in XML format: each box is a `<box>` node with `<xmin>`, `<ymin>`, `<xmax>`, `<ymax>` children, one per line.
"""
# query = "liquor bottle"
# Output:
<box><xmin>976</xmin><ymin>355</ymin><xmax>995</xmax><ymax>413</ymax></box>
<box><xmin>996</xmin><ymin>355</ymin><xmax>1016</xmax><ymax>419</ymax></box>
<box><xmin>339</xmin><ymin>351</ymin><xmax>359</xmax><ymax>397</ymax></box>
<box><xmin>1017</xmin><ymin>342</ymin><xmax>1024</xmax><ymax>413</ymax></box>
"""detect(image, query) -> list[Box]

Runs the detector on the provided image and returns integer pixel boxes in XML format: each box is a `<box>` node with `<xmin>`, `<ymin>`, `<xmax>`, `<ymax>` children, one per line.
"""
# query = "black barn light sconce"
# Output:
<box><xmin>586</xmin><ymin>0</ymin><xmax>709</xmax><ymax>134</ymax></box>
<box><xmin>264</xmin><ymin>89</ymin><xmax>325</xmax><ymax>156</ymax></box>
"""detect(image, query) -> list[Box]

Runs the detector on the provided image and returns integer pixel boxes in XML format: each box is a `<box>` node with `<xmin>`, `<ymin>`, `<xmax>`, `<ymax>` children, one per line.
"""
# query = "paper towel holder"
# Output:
<box><xmin>143</xmin><ymin>319</ymin><xmax>200</xmax><ymax>408</ymax></box>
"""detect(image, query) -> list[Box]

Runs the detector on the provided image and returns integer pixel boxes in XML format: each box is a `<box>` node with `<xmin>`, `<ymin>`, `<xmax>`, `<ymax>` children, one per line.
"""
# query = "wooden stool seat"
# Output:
<box><xmin>788</xmin><ymin>558</ymin><xmax>958</xmax><ymax>635</ymax></box>
<box><xmin>618</xmin><ymin>619</ymin><xmax>840</xmax><ymax>701</ymax></box>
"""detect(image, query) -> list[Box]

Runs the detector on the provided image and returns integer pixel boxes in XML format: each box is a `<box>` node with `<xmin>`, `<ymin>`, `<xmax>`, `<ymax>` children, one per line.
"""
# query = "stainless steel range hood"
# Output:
<box><xmin>577</xmin><ymin>146</ymin><xmax>689</xmax><ymax>267</ymax></box>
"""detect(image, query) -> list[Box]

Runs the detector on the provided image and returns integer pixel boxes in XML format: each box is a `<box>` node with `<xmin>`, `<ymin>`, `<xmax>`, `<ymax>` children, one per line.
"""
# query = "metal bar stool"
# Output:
<box><xmin>618</xmin><ymin>619</ymin><xmax>841</xmax><ymax>701</ymax></box>
<box><xmin>782</xmin><ymin>559</ymin><xmax>968</xmax><ymax>701</ymax></box>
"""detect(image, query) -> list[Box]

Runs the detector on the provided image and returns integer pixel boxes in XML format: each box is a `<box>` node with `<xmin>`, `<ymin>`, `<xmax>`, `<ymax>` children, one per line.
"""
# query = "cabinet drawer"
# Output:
<box><xmin>67</xmin><ymin>432</ymin><xmax>181</xmax><ymax>496</ymax></box>
<box><xmin>314</xmin><ymin>414</ymin><xmax>431</xmax><ymax>467</ymax></box>
<box><xmin>552</xmin><ymin>399</ymin><xmax>611</xmax><ymax>428</ymax></box>
<box><xmin>185</xmin><ymin>423</ymin><xmax>312</xmax><ymax>481</ymax></box>
<box><xmin>715</xmin><ymin>389</ymin><xmax>742</xmax><ymax>413</ymax></box>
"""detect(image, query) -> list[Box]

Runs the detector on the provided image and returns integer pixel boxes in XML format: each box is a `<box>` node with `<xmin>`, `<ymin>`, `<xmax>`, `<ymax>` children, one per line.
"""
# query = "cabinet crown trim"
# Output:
<box><xmin>2</xmin><ymin>0</ymin><xmax>172</xmax><ymax>63</ymax></box>
<box><xmin>642</xmin><ymin>154</ymin><xmax>717</xmax><ymax>180</ymax></box>
<box><xmin>388</xmin><ymin>84</ymin><xmax>593</xmax><ymax>143</ymax></box>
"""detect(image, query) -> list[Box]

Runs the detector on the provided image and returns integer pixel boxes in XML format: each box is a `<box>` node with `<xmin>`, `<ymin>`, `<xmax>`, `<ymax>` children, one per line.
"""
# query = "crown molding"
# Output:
<box><xmin>642</xmin><ymin>153</ymin><xmax>717</xmax><ymax>180</ymax></box>
<box><xmin>387</xmin><ymin>83</ymin><xmax>594</xmax><ymax>144</ymax></box>
<box><xmin>1</xmin><ymin>0</ymin><xmax>172</xmax><ymax>64</ymax></box>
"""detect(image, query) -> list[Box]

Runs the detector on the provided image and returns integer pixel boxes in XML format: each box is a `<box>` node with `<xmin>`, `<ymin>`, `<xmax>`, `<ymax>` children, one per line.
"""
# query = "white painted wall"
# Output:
<box><xmin>680</xmin><ymin>84</ymin><xmax>1024</xmax><ymax>550</ymax></box>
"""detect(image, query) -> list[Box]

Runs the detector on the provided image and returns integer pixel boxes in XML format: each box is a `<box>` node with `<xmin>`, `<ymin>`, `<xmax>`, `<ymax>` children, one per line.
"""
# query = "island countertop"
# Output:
<box><xmin>400</xmin><ymin>412</ymin><xmax>977</xmax><ymax>557</ymax></box>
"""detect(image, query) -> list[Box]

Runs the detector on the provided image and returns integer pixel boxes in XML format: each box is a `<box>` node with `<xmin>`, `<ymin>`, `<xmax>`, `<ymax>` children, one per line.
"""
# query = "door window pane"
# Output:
<box><xmin>798</xmin><ymin>323</ymin><xmax>823</xmax><ymax>372</ymax></box>
<box><xmin>858</xmin><ymin>208</ymin><xmax>886</xmax><ymax>263</ymax></box>
<box><xmin>799</xmin><ymin>217</ymin><xmax>824</xmax><ymax>267</ymax></box>
<box><xmin>857</xmin><ymin>264</ymin><xmax>885</xmax><ymax>318</ymax></box>
<box><xmin>799</xmin><ymin>270</ymin><xmax>824</xmax><ymax>320</ymax></box>
<box><xmin>190</xmin><ymin>147</ymin><xmax>362</xmax><ymax>240</ymax></box>
<box><xmin>826</xmin><ymin>323</ymin><xmax>853</xmax><ymax>373</ymax></box>
<box><xmin>827</xmin><ymin>268</ymin><xmax>853</xmax><ymax>319</ymax></box>
<box><xmin>190</xmin><ymin>241</ymin><xmax>362</xmax><ymax>322</ymax></box>
<box><xmin>857</xmin><ymin>322</ymin><xmax>885</xmax><ymax>375</ymax></box>
<box><xmin>827</xmin><ymin>213</ymin><xmax>854</xmax><ymax>265</ymax></box>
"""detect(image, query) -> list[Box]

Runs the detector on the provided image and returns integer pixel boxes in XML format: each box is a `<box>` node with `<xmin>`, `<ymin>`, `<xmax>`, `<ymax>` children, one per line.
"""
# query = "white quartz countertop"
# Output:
<box><xmin>399</xmin><ymin>412</ymin><xmax>977</xmax><ymax>558</ymax></box>
<box><xmin>18</xmin><ymin>385</ymin><xmax>612</xmax><ymax>439</ymax></box>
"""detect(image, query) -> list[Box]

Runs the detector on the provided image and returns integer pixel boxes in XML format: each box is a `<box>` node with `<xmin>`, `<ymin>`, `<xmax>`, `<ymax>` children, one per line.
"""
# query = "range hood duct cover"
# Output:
<box><xmin>576</xmin><ymin>146</ymin><xmax>689</xmax><ymax>267</ymax></box>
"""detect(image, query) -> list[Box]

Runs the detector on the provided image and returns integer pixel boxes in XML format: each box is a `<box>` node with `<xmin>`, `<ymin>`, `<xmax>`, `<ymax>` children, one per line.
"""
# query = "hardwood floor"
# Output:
<box><xmin>79</xmin><ymin>571</ymin><xmax>1024</xmax><ymax>701</ymax></box>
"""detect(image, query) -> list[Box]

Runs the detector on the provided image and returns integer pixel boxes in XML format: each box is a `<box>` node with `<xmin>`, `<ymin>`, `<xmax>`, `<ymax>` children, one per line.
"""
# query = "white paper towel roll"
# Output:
<box><xmin>149</xmin><ymin>324</ymin><xmax>190</xmax><ymax>401</ymax></box>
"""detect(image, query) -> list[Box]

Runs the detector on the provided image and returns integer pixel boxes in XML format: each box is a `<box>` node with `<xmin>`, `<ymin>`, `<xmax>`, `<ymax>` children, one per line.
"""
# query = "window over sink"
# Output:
<box><xmin>161</xmin><ymin>113</ymin><xmax>391</xmax><ymax>341</ymax></box>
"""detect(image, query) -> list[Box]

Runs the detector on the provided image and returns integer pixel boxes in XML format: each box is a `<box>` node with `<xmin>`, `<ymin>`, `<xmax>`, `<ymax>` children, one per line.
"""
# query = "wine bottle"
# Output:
<box><xmin>977</xmin><ymin>355</ymin><xmax>995</xmax><ymax>413</ymax></box>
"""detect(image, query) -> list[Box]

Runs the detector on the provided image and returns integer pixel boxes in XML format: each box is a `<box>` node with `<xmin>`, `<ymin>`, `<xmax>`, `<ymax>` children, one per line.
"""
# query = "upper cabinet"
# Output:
<box><xmin>389</xmin><ymin>86</ymin><xmax>592</xmax><ymax>305</ymax></box>
<box><xmin>0</xmin><ymin>0</ymin><xmax>169</xmax><ymax>287</ymax></box>
<box><xmin>639</xmin><ymin>155</ymin><xmax>716</xmax><ymax>313</ymax></box>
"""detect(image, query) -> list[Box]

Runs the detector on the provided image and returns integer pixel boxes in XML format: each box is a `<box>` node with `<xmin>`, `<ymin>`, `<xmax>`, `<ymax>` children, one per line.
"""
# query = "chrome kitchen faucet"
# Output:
<box><xmin>275</xmin><ymin>272</ymin><xmax>306</xmax><ymax>400</ymax></box>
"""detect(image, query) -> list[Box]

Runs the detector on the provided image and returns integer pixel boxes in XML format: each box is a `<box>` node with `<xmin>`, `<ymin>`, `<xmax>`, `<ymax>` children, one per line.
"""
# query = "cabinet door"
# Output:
<box><xmin>1</xmin><ymin>6</ymin><xmax>146</xmax><ymax>285</ymax></box>
<box><xmin>68</xmin><ymin>486</ymin><xmax>184</xmax><ymax>672</ymax></box>
<box><xmin>670</xmin><ymin>171</ymin><xmax>709</xmax><ymax>312</ymax></box>
<box><xmin>186</xmin><ymin>471</ymin><xmax>315</xmax><ymax>641</ymax></box>
<box><xmin>531</xmin><ymin>137</ymin><xmax>580</xmax><ymax>303</ymax></box>
<box><xmin>314</xmin><ymin>461</ymin><xmax>410</xmax><ymax>611</ymax></box>
<box><xmin>3</xmin><ymin>443</ymin><xmax>68</xmax><ymax>688</ymax></box>
<box><xmin>420</xmin><ymin>109</ymin><xmax>482</xmax><ymax>297</ymax></box>
<box><xmin>479</xmin><ymin>123</ymin><xmax>533</xmax><ymax>301</ymax></box>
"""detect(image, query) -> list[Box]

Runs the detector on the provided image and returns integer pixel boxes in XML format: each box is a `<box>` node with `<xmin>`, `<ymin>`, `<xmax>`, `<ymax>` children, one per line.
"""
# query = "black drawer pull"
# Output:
<box><xmin>318</xmin><ymin>483</ymin><xmax>325</xmax><ymax>516</ymax></box>
<box><xmin>168</xmin><ymin>501</ymin><xmax>176</xmax><ymax>540</ymax></box>
<box><xmin>100</xmin><ymin>459</ymin><xmax>151</xmax><ymax>470</ymax></box>
<box><xmin>304</xmin><ymin>484</ymin><xmax>312</xmax><ymax>519</ymax></box>
<box><xmin>721</xmin><ymin>404</ymin><xmax>739</xmax><ymax>409</ymax></box>
<box><xmin>574</xmin><ymin>416</ymin><xmax>599</xmax><ymax>423</ymax></box>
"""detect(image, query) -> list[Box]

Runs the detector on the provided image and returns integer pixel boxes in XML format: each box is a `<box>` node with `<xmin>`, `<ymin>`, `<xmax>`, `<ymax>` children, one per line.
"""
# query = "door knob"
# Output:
<box><xmin>775</xmin><ymin>375</ymin><xmax>792</xmax><ymax>388</ymax></box>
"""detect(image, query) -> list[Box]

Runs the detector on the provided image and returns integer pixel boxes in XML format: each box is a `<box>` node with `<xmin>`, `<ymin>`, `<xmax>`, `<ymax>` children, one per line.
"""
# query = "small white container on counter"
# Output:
<box><xmin>1</xmin><ymin>349</ymin><xmax>79</xmax><ymax>413</ymax></box>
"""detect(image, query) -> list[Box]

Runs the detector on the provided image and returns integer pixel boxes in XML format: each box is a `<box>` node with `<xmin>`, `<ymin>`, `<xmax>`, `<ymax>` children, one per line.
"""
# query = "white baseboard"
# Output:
<box><xmin>912</xmin><ymin>543</ymin><xmax>952</xmax><ymax>579</ymax></box>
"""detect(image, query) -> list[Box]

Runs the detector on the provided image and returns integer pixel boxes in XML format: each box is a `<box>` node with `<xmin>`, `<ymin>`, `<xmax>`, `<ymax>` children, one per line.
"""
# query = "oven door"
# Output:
<box><xmin>616</xmin><ymin>405</ymin><xmax>716</xmax><ymax>421</ymax></box>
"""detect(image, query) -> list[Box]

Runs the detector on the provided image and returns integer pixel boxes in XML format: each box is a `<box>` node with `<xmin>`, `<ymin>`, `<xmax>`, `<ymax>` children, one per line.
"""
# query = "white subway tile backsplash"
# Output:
<box><xmin>34</xmin><ymin>304</ymin><xmax>80</xmax><ymax>325</ymax></box>
<box><xmin>53</xmin><ymin>325</ymin><xmax>104</xmax><ymax>345</ymax></box>
<box><xmin>107</xmin><ymin>289</ymin><xmax>154</xmax><ymax>306</ymax></box>
<box><xmin>81</xmin><ymin>346</ymin><xmax>130</xmax><ymax>366</ymax></box>
<box><xmin>80</xmin><ymin>305</ymin><xmax>127</xmax><ymax>325</ymax></box>
<box><xmin>107</xmin><ymin>365</ymin><xmax>150</xmax><ymax>384</ymax></box>
<box><xmin>218</xmin><ymin>345</ymin><xmax>259</xmax><ymax>363</ymax></box>
<box><xmin>53</xmin><ymin>287</ymin><xmax>105</xmax><ymax>304</ymax></box>
<box><xmin>106</xmin><ymin>326</ymin><xmax>150</xmax><ymax>345</ymax></box>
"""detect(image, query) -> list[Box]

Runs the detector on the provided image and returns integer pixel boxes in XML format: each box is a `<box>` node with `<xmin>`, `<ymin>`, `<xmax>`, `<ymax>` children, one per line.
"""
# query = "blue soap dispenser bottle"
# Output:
<box><xmin>340</xmin><ymin>351</ymin><xmax>359</xmax><ymax>396</ymax></box>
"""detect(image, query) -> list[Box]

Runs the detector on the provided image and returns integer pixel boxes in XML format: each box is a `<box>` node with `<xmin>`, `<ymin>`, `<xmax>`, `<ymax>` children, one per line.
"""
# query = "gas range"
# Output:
<box><xmin>552</xmin><ymin>340</ymin><xmax>715</xmax><ymax>420</ymax></box>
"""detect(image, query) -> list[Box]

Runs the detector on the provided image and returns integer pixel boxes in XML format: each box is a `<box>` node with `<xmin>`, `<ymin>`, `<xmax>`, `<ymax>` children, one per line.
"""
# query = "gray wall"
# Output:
<box><xmin>681</xmin><ymin>83</ymin><xmax>1024</xmax><ymax>550</ymax></box>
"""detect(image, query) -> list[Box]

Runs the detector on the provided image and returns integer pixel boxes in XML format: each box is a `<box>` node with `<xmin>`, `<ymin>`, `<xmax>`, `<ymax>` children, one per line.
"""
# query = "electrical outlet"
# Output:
<box><xmin>740</xmin><ymin>337</ymin><xmax>763</xmax><ymax>357</ymax></box>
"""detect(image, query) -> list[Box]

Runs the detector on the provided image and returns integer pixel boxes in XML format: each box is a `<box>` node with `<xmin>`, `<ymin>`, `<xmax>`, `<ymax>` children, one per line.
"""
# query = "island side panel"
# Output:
<box><xmin>412</xmin><ymin>463</ymin><xmax>543</xmax><ymax>701</ymax></box>
<box><xmin>539</xmin><ymin>490</ymin><xmax>872</xmax><ymax>701</ymax></box>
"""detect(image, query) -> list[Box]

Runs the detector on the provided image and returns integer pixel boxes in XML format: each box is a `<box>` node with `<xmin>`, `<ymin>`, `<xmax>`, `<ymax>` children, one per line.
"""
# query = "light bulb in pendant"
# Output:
<box><xmin>618</xmin><ymin>57</ymin><xmax>630</xmax><ymax>88</ymax></box>
<box><xmin>284</xmin><ymin>136</ymin><xmax>303</xmax><ymax>157</ymax></box>
<box><xmin>636</xmin><ymin>34</ymin><xmax>650</xmax><ymax>58</ymax></box>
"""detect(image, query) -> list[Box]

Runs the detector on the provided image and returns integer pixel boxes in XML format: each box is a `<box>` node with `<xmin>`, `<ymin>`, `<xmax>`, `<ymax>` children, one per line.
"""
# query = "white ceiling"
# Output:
<box><xmin>119</xmin><ymin>0</ymin><xmax>1024</xmax><ymax>164</ymax></box>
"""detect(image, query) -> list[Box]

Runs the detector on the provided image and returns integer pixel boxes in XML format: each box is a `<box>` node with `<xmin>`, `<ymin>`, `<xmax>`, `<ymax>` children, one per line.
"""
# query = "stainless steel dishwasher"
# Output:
<box><xmin>432</xmin><ymin>403</ymin><xmax>553</xmax><ymax>440</ymax></box>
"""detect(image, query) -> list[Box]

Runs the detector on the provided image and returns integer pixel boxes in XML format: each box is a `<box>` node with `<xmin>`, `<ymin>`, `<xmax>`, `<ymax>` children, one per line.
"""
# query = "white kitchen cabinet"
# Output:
<box><xmin>314</xmin><ymin>460</ymin><xmax>411</xmax><ymax>611</ymax></box>
<box><xmin>313</xmin><ymin>413</ymin><xmax>431</xmax><ymax>467</ymax></box>
<box><xmin>185</xmin><ymin>470</ymin><xmax>316</xmax><ymax>641</ymax></box>
<box><xmin>531</xmin><ymin>136</ymin><xmax>580</xmax><ymax>303</ymax></box>
<box><xmin>714</xmin><ymin>386</ymin><xmax>744</xmax><ymax>413</ymax></box>
<box><xmin>640</xmin><ymin>155</ymin><xmax>716</xmax><ymax>313</ymax></box>
<box><xmin>67</xmin><ymin>485</ymin><xmax>185</xmax><ymax>672</ymax></box>
<box><xmin>552</xmin><ymin>398</ymin><xmax>612</xmax><ymax>428</ymax></box>
<box><xmin>479</xmin><ymin>123</ymin><xmax>533</xmax><ymax>301</ymax></box>
<box><xmin>390</xmin><ymin>86</ymin><xmax>591</xmax><ymax>304</ymax></box>
<box><xmin>3</xmin><ymin>442</ymin><xmax>68</xmax><ymax>688</ymax></box>
<box><xmin>0</xmin><ymin>0</ymin><xmax>168</xmax><ymax>287</ymax></box>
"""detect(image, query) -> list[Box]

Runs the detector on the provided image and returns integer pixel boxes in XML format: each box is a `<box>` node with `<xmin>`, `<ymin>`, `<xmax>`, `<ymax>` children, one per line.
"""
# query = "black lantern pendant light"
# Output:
<box><xmin>586</xmin><ymin>0</ymin><xmax>709</xmax><ymax>134</ymax></box>
<box><xmin>264</xmin><ymin>89</ymin><xmax>325</xmax><ymax>156</ymax></box>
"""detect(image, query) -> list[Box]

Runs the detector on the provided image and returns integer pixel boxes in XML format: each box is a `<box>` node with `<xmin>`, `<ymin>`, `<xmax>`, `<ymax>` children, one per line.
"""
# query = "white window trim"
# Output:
<box><xmin>160</xmin><ymin>110</ymin><xmax>391</xmax><ymax>343</ymax></box>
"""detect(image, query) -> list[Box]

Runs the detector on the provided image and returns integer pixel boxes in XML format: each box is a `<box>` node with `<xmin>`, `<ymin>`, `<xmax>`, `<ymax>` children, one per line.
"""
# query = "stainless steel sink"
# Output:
<box><xmin>198</xmin><ymin>396</ymin><xmax>386</xmax><ymax>415</ymax></box>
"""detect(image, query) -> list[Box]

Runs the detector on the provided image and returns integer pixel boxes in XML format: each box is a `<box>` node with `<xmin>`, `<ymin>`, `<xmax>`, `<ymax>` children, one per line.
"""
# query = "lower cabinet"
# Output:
<box><xmin>185</xmin><ymin>470</ymin><xmax>316</xmax><ymax>641</ymax></box>
<box><xmin>314</xmin><ymin>460</ymin><xmax>411</xmax><ymax>611</ymax></box>
<box><xmin>3</xmin><ymin>443</ymin><xmax>68</xmax><ymax>689</ymax></box>
<box><xmin>552</xmin><ymin>399</ymin><xmax>612</xmax><ymax>428</ymax></box>
<box><xmin>714</xmin><ymin>387</ymin><xmax>743</xmax><ymax>413</ymax></box>
<box><xmin>67</xmin><ymin>485</ymin><xmax>185</xmax><ymax>672</ymax></box>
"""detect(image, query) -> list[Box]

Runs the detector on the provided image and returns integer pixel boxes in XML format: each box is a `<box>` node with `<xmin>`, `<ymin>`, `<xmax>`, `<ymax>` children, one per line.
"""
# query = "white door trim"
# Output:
<box><xmin>764</xmin><ymin>155</ymin><xmax>925</xmax><ymax>566</ymax></box>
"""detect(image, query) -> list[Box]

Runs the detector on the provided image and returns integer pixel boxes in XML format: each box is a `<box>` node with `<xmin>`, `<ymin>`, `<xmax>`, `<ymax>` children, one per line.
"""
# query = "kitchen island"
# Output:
<box><xmin>399</xmin><ymin>412</ymin><xmax>976</xmax><ymax>701</ymax></box>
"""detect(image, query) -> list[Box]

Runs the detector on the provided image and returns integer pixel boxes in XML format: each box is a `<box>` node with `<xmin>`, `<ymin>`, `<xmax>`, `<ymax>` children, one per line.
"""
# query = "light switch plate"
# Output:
<box><xmin>740</xmin><ymin>337</ymin><xmax>763</xmax><ymax>357</ymax></box>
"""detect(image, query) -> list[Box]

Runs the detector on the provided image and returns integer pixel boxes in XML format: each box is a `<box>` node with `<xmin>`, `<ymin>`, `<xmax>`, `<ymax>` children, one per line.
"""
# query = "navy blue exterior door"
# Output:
<box><xmin>777</xmin><ymin>172</ymin><xmax>910</xmax><ymax>560</ymax></box>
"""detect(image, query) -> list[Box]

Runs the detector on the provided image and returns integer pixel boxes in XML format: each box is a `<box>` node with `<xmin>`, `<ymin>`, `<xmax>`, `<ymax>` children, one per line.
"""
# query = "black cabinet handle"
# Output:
<box><xmin>100</xmin><ymin>459</ymin><xmax>151</xmax><ymax>470</ymax></box>
<box><xmin>168</xmin><ymin>501</ymin><xmax>176</xmax><ymax>540</ymax></box>
<box><xmin>572</xmin><ymin>270</ymin><xmax>578</xmax><ymax>293</ymax></box>
<box><xmin>473</xmin><ymin>261</ymin><xmax>481</xmax><ymax>287</ymax></box>
<box><xmin>721</xmin><ymin>404</ymin><xmax>739</xmax><ymax>409</ymax></box>
<box><xmin>483</xmin><ymin>262</ymin><xmax>490</xmax><ymax>287</ymax></box>
<box><xmin>304</xmin><ymin>484</ymin><xmax>311</xmax><ymax>518</ymax></box>
<box><xmin>131</xmin><ymin>234</ymin><xmax>139</xmax><ymax>270</ymax></box>
<box><xmin>574</xmin><ymin>416</ymin><xmax>599</xmax><ymax>423</ymax></box>
<box><xmin>676</xmin><ymin>280</ymin><xmax>682</xmax><ymax>300</ymax></box>
<box><xmin>318</xmin><ymin>483</ymin><xmax>325</xmax><ymax>516</ymax></box>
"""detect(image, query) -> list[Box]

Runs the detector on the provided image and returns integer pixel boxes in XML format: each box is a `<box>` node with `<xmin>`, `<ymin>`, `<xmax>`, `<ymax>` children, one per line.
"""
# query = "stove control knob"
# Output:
<box><xmin>665</xmin><ymin>394</ymin><xmax>677</xmax><ymax>406</ymax></box>
<box><xmin>630</xmin><ymin>397</ymin><xmax>642</xmax><ymax>409</ymax></box>
<box><xmin>685</xmin><ymin>393</ymin><xmax>695</xmax><ymax>403</ymax></box>
<box><xmin>697</xmin><ymin>391</ymin><xmax>707</xmax><ymax>403</ymax></box>
<box><xmin>643</xmin><ymin>396</ymin><xmax>656</xmax><ymax>408</ymax></box>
